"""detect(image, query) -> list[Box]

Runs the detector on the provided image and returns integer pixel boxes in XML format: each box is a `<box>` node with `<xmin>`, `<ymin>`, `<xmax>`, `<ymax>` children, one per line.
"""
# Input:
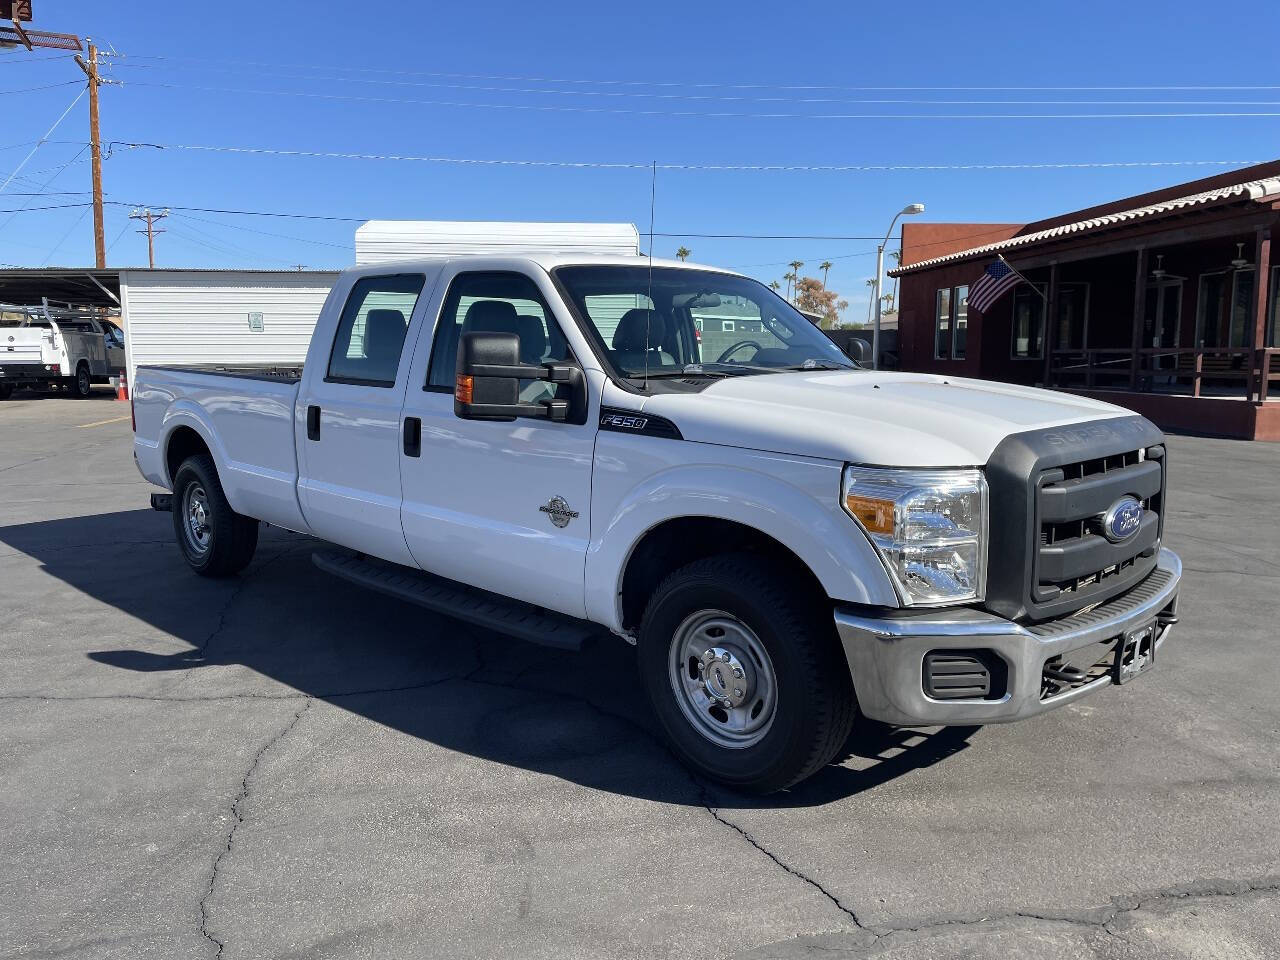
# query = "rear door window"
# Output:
<box><xmin>327</xmin><ymin>274</ymin><xmax>425</xmax><ymax>386</ymax></box>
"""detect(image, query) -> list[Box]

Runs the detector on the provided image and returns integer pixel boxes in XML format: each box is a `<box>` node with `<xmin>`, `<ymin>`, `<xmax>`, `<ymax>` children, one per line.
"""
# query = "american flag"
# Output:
<box><xmin>968</xmin><ymin>257</ymin><xmax>1025</xmax><ymax>313</ymax></box>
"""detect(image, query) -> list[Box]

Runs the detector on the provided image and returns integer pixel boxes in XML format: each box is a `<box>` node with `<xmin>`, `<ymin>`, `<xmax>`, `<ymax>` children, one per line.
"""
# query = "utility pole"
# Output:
<box><xmin>73</xmin><ymin>40</ymin><xmax>105</xmax><ymax>269</ymax></box>
<box><xmin>129</xmin><ymin>208</ymin><xmax>168</xmax><ymax>268</ymax></box>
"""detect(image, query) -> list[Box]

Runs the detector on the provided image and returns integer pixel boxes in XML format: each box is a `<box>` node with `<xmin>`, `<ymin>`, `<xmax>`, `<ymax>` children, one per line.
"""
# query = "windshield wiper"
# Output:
<box><xmin>782</xmin><ymin>361</ymin><xmax>854</xmax><ymax>371</ymax></box>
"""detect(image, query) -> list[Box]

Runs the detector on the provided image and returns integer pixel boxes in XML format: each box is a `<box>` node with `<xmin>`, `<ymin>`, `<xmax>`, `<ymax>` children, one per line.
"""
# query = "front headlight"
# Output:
<box><xmin>842</xmin><ymin>465</ymin><xmax>988</xmax><ymax>606</ymax></box>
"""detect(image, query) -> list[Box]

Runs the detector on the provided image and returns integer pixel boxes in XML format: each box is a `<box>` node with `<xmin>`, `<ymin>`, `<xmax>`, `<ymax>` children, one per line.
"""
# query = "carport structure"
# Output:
<box><xmin>0</xmin><ymin>268</ymin><xmax>122</xmax><ymax>312</ymax></box>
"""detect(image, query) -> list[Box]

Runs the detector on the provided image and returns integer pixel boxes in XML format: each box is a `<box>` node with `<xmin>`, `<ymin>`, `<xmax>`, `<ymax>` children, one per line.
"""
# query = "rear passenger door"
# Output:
<box><xmin>296</xmin><ymin>272</ymin><xmax>432</xmax><ymax>566</ymax></box>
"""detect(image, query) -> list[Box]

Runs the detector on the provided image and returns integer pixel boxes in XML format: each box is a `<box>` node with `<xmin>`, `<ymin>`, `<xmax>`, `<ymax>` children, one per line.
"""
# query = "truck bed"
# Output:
<box><xmin>133</xmin><ymin>364</ymin><xmax>308</xmax><ymax>534</ymax></box>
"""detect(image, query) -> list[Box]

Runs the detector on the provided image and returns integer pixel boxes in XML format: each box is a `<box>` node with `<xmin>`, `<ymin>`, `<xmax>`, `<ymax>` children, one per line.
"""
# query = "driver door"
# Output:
<box><xmin>399</xmin><ymin>268</ymin><xmax>598</xmax><ymax>619</ymax></box>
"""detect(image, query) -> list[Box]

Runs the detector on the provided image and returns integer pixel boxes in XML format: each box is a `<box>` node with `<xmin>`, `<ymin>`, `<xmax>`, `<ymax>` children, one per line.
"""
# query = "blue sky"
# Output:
<box><xmin>4</xmin><ymin>0</ymin><xmax>1279</xmax><ymax>318</ymax></box>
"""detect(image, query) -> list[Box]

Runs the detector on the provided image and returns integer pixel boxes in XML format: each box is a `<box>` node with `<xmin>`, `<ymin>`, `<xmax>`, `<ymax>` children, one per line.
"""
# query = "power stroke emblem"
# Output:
<box><xmin>539</xmin><ymin>496</ymin><xmax>580</xmax><ymax>529</ymax></box>
<box><xmin>1101</xmin><ymin>496</ymin><xmax>1144</xmax><ymax>543</ymax></box>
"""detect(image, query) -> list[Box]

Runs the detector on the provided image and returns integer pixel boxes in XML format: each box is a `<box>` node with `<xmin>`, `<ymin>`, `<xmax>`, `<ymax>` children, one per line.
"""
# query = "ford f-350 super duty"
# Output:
<box><xmin>133</xmin><ymin>255</ymin><xmax>1181</xmax><ymax>792</ymax></box>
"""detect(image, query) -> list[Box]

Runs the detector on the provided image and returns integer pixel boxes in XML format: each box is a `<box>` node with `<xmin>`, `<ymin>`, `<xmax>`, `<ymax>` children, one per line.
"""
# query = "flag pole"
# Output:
<box><xmin>998</xmin><ymin>254</ymin><xmax>1048</xmax><ymax>303</ymax></box>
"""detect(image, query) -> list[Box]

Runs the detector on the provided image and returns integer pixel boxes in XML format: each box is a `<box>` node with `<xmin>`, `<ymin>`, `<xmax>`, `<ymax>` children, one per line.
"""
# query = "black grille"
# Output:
<box><xmin>1033</xmin><ymin>447</ymin><xmax>1164</xmax><ymax>607</ymax></box>
<box><xmin>983</xmin><ymin>416</ymin><xmax>1167</xmax><ymax>622</ymax></box>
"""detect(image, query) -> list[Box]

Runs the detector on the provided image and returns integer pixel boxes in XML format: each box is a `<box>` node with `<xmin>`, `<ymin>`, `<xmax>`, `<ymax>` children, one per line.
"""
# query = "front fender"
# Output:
<box><xmin>585</xmin><ymin>455</ymin><xmax>898</xmax><ymax>633</ymax></box>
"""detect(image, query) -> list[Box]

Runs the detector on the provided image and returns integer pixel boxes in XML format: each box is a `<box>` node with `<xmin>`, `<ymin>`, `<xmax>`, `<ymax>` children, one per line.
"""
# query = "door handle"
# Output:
<box><xmin>307</xmin><ymin>405</ymin><xmax>321</xmax><ymax>441</ymax></box>
<box><xmin>403</xmin><ymin>416</ymin><xmax>421</xmax><ymax>457</ymax></box>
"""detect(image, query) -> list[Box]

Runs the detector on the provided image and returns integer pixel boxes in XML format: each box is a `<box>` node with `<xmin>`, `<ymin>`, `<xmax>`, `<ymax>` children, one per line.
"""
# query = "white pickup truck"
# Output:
<box><xmin>133</xmin><ymin>255</ymin><xmax>1181</xmax><ymax>792</ymax></box>
<box><xmin>0</xmin><ymin>312</ymin><xmax>125</xmax><ymax>399</ymax></box>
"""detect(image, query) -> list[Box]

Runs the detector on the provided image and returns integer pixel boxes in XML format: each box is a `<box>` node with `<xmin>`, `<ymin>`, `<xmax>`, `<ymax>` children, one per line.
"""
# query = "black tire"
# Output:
<box><xmin>170</xmin><ymin>454</ymin><xmax>259</xmax><ymax>577</ymax></box>
<box><xmin>0</xmin><ymin>383</ymin><xmax>12</xmax><ymax>400</ymax></box>
<box><xmin>72</xmin><ymin>362</ymin><xmax>92</xmax><ymax>398</ymax></box>
<box><xmin>637</xmin><ymin>553</ymin><xmax>856</xmax><ymax>794</ymax></box>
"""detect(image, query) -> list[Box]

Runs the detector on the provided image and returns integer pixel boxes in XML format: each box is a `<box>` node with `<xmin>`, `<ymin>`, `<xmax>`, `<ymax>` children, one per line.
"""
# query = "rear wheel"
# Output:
<box><xmin>72</xmin><ymin>362</ymin><xmax>92</xmax><ymax>398</ymax></box>
<box><xmin>171</xmin><ymin>454</ymin><xmax>259</xmax><ymax>577</ymax></box>
<box><xmin>637</xmin><ymin>553</ymin><xmax>856</xmax><ymax>793</ymax></box>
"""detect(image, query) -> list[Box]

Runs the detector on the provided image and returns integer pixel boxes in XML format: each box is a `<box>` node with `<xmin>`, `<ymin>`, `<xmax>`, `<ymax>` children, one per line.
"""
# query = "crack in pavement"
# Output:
<box><xmin>753</xmin><ymin>875</ymin><xmax>1280</xmax><ymax>957</ymax></box>
<box><xmin>199</xmin><ymin>699</ymin><xmax>314</xmax><ymax>959</ymax></box>
<box><xmin>703</xmin><ymin>797</ymin><xmax>867</xmax><ymax>932</ymax></box>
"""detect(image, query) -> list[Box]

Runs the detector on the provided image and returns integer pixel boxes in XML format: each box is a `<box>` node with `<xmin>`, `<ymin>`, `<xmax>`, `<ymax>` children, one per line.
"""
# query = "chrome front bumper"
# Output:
<box><xmin>834</xmin><ymin>548</ymin><xmax>1182</xmax><ymax>726</ymax></box>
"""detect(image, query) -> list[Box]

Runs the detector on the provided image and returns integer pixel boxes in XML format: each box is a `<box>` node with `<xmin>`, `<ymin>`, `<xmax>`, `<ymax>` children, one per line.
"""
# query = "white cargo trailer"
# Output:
<box><xmin>354</xmin><ymin>220</ymin><xmax>640</xmax><ymax>264</ymax></box>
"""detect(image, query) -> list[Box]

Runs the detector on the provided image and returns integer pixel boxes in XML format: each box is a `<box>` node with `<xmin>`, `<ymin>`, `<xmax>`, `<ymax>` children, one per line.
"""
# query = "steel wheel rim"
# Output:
<box><xmin>78</xmin><ymin>368</ymin><xmax>89</xmax><ymax>394</ymax></box>
<box><xmin>182</xmin><ymin>483</ymin><xmax>212</xmax><ymax>556</ymax></box>
<box><xmin>668</xmin><ymin>609</ymin><xmax>777</xmax><ymax>749</ymax></box>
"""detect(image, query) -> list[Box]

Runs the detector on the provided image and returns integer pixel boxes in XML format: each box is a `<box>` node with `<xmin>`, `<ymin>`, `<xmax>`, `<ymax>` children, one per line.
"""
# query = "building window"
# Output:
<box><xmin>1198</xmin><ymin>269</ymin><xmax>1256</xmax><ymax>348</ymax></box>
<box><xmin>1011</xmin><ymin>284</ymin><xmax>1046</xmax><ymax>358</ymax></box>
<box><xmin>934</xmin><ymin>288</ymin><xmax>951</xmax><ymax>358</ymax></box>
<box><xmin>952</xmin><ymin>285</ymin><xmax>968</xmax><ymax>359</ymax></box>
<box><xmin>1269</xmin><ymin>265</ymin><xmax>1280</xmax><ymax>347</ymax></box>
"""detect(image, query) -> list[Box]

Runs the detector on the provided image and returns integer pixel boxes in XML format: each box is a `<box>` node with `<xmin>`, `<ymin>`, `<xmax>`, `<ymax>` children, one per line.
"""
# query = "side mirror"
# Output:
<box><xmin>845</xmin><ymin>337</ymin><xmax>870</xmax><ymax>364</ymax></box>
<box><xmin>454</xmin><ymin>331</ymin><xmax>581</xmax><ymax>422</ymax></box>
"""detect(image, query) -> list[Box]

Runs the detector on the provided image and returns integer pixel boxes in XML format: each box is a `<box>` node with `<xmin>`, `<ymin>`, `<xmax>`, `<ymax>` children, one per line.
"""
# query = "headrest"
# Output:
<box><xmin>364</xmin><ymin>309</ymin><xmax>407</xmax><ymax>365</ymax></box>
<box><xmin>461</xmin><ymin>299</ymin><xmax>519</xmax><ymax>335</ymax></box>
<box><xmin>613</xmin><ymin>308</ymin><xmax>664</xmax><ymax>352</ymax></box>
<box><xmin>516</xmin><ymin>314</ymin><xmax>547</xmax><ymax>364</ymax></box>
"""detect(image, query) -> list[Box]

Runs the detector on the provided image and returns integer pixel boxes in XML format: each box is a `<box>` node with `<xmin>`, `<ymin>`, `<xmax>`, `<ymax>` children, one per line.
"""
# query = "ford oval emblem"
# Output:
<box><xmin>1102</xmin><ymin>496</ymin><xmax>1144</xmax><ymax>543</ymax></box>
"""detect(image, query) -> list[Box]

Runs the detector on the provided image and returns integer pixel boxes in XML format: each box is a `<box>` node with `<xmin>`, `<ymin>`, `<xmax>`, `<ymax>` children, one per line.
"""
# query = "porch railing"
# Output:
<box><xmin>1048</xmin><ymin>347</ymin><xmax>1280</xmax><ymax>401</ymax></box>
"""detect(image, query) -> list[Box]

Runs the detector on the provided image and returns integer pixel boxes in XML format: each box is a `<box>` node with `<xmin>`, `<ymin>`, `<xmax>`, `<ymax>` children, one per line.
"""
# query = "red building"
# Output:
<box><xmin>889</xmin><ymin>161</ymin><xmax>1280</xmax><ymax>440</ymax></box>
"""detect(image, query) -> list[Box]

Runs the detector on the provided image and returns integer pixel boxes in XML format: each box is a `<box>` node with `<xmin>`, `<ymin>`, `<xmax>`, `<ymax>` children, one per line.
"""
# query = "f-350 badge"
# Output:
<box><xmin>539</xmin><ymin>496</ymin><xmax>579</xmax><ymax>529</ymax></box>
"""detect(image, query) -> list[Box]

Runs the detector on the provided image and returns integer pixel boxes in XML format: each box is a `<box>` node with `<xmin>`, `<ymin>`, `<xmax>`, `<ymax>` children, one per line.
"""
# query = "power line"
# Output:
<box><xmin>104</xmin><ymin>142</ymin><xmax>1266</xmax><ymax>175</ymax></box>
<box><xmin>0</xmin><ymin>79</ymin><xmax>85</xmax><ymax>95</ymax></box>
<box><xmin>118</xmin><ymin>80</ymin><xmax>1280</xmax><ymax>119</ymax></box>
<box><xmin>110</xmin><ymin>54</ymin><xmax>1280</xmax><ymax>92</ymax></box>
<box><xmin>0</xmin><ymin>85</ymin><xmax>87</xmax><ymax>196</ymax></box>
<box><xmin>103</xmin><ymin>63</ymin><xmax>1280</xmax><ymax>106</ymax></box>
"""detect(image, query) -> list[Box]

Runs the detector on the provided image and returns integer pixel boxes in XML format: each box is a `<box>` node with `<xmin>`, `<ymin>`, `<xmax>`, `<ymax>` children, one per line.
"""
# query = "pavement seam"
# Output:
<box><xmin>799</xmin><ymin>874</ymin><xmax>1280</xmax><ymax>952</ymax></box>
<box><xmin>199</xmin><ymin>698</ymin><xmax>314</xmax><ymax>960</ymax></box>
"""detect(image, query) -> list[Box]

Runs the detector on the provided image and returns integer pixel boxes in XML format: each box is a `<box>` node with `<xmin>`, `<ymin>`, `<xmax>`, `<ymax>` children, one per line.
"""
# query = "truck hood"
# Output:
<box><xmin>634</xmin><ymin>370</ymin><xmax>1138</xmax><ymax>466</ymax></box>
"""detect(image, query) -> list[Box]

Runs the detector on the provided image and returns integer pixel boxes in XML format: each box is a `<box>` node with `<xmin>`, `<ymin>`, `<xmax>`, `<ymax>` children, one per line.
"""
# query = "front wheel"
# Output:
<box><xmin>637</xmin><ymin>553</ymin><xmax>856</xmax><ymax>793</ymax></box>
<box><xmin>171</xmin><ymin>454</ymin><xmax>259</xmax><ymax>577</ymax></box>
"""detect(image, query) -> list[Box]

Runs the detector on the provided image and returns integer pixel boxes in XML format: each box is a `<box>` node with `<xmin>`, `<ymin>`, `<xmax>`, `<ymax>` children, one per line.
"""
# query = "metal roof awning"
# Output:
<box><xmin>891</xmin><ymin>177</ymin><xmax>1280</xmax><ymax>277</ymax></box>
<box><xmin>0</xmin><ymin>268</ymin><xmax>122</xmax><ymax>309</ymax></box>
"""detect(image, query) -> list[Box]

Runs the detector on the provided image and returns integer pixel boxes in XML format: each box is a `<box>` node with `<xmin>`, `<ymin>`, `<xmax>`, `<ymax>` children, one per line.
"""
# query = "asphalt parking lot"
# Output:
<box><xmin>2</xmin><ymin>389</ymin><xmax>1279</xmax><ymax>959</ymax></box>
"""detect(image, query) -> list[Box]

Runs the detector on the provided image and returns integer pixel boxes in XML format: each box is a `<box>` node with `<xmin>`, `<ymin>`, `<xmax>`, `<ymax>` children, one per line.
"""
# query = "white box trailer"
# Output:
<box><xmin>354</xmin><ymin>220</ymin><xmax>640</xmax><ymax>264</ymax></box>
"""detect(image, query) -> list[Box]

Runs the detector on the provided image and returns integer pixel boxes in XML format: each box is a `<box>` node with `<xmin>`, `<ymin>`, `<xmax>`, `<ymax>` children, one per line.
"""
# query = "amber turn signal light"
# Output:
<box><xmin>844</xmin><ymin>495</ymin><xmax>895</xmax><ymax>535</ymax></box>
<box><xmin>454</xmin><ymin>374</ymin><xmax>474</xmax><ymax>404</ymax></box>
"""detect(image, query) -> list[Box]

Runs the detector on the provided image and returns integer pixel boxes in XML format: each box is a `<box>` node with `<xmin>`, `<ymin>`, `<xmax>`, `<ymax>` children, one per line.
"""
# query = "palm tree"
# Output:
<box><xmin>789</xmin><ymin>260</ymin><xmax>804</xmax><ymax>289</ymax></box>
<box><xmin>783</xmin><ymin>272</ymin><xmax>797</xmax><ymax>300</ymax></box>
<box><xmin>889</xmin><ymin>249</ymin><xmax>902</xmax><ymax>306</ymax></box>
<box><xmin>675</xmin><ymin>246</ymin><xmax>691</xmax><ymax>261</ymax></box>
<box><xmin>865</xmin><ymin>277</ymin><xmax>877</xmax><ymax>325</ymax></box>
<box><xmin>768</xmin><ymin>280</ymin><xmax>781</xmax><ymax>292</ymax></box>
<box><xmin>819</xmin><ymin>260</ymin><xmax>833</xmax><ymax>288</ymax></box>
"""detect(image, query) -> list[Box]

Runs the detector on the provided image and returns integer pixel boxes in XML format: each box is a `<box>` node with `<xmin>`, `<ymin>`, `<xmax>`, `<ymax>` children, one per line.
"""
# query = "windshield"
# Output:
<box><xmin>554</xmin><ymin>265</ymin><xmax>855</xmax><ymax>379</ymax></box>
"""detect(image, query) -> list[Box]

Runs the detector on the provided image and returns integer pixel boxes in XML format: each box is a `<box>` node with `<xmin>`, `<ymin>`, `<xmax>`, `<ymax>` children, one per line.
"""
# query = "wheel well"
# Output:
<box><xmin>619</xmin><ymin>517</ymin><xmax>830</xmax><ymax>632</ymax></box>
<box><xmin>165</xmin><ymin>426</ymin><xmax>211</xmax><ymax>486</ymax></box>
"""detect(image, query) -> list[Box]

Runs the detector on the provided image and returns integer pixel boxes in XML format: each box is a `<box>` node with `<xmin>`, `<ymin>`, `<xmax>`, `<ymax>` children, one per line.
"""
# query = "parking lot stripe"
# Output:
<box><xmin>76</xmin><ymin>416</ymin><xmax>131</xmax><ymax>429</ymax></box>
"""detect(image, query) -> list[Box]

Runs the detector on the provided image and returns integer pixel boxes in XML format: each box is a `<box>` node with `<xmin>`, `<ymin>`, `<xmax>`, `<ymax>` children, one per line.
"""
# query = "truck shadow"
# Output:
<box><xmin>0</xmin><ymin>508</ymin><xmax>978</xmax><ymax>809</ymax></box>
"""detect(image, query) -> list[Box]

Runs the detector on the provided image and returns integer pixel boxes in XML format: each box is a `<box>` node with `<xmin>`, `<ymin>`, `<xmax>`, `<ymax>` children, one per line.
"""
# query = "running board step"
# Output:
<box><xmin>312</xmin><ymin>550</ymin><xmax>596</xmax><ymax>651</ymax></box>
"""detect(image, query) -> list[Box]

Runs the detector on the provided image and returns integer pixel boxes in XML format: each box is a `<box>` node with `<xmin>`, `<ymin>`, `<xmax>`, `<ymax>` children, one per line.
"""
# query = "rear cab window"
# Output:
<box><xmin>327</xmin><ymin>274</ymin><xmax>426</xmax><ymax>386</ymax></box>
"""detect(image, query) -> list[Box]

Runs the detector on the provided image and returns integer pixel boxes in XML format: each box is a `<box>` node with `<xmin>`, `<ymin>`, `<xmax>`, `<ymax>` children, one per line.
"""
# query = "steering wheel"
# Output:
<box><xmin>716</xmin><ymin>340</ymin><xmax>762</xmax><ymax>364</ymax></box>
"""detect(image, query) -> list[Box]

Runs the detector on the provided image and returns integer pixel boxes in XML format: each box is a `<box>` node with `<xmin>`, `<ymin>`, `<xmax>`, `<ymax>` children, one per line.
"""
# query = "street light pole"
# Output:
<box><xmin>872</xmin><ymin>203</ymin><xmax>925</xmax><ymax>370</ymax></box>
